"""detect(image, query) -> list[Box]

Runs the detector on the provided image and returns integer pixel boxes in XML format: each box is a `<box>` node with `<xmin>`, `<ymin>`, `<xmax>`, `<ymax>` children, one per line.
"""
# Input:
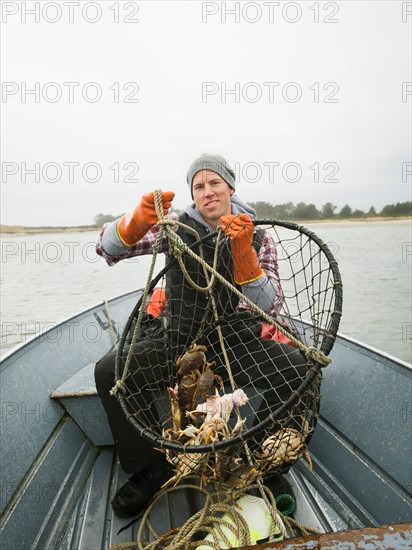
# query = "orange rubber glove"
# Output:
<box><xmin>117</xmin><ymin>191</ymin><xmax>175</xmax><ymax>246</ymax></box>
<box><xmin>220</xmin><ymin>213</ymin><xmax>263</xmax><ymax>284</ymax></box>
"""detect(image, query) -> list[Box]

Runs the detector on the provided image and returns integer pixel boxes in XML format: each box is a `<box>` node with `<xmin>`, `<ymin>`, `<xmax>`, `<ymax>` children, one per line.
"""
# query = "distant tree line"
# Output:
<box><xmin>93</xmin><ymin>201</ymin><xmax>411</xmax><ymax>226</ymax></box>
<box><xmin>93</xmin><ymin>213</ymin><xmax>120</xmax><ymax>227</ymax></box>
<box><xmin>247</xmin><ymin>201</ymin><xmax>411</xmax><ymax>220</ymax></box>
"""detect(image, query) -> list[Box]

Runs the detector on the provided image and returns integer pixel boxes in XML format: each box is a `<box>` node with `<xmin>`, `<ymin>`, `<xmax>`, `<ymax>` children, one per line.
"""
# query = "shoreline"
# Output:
<box><xmin>0</xmin><ymin>217</ymin><xmax>410</xmax><ymax>236</ymax></box>
<box><xmin>0</xmin><ymin>225</ymin><xmax>99</xmax><ymax>236</ymax></box>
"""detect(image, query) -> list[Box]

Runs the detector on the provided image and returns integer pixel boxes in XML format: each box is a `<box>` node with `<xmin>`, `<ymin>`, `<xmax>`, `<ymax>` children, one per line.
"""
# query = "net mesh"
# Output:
<box><xmin>114</xmin><ymin>218</ymin><xmax>342</xmax><ymax>489</ymax></box>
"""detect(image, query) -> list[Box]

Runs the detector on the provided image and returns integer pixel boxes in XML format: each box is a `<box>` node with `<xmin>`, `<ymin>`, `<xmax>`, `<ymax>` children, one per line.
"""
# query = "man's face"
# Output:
<box><xmin>192</xmin><ymin>170</ymin><xmax>233</xmax><ymax>229</ymax></box>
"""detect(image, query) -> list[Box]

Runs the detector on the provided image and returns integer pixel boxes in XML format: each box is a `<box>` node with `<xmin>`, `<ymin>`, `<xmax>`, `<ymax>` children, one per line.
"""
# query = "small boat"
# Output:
<box><xmin>1</xmin><ymin>289</ymin><xmax>410</xmax><ymax>549</ymax></box>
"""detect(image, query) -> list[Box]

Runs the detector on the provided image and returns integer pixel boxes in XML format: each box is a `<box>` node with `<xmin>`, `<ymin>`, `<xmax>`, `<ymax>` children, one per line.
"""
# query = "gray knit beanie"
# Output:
<box><xmin>187</xmin><ymin>154</ymin><xmax>236</xmax><ymax>198</ymax></box>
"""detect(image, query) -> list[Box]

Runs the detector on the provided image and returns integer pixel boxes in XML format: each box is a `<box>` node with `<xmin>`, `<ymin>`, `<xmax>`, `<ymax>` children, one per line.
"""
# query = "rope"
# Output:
<box><xmin>110</xmin><ymin>216</ymin><xmax>165</xmax><ymax>396</ymax></box>
<box><xmin>170</xmin><ymin>218</ymin><xmax>222</xmax><ymax>293</ymax></box>
<box><xmin>140</xmin><ymin>483</ymin><xmax>275</xmax><ymax>549</ymax></box>
<box><xmin>111</xmin><ymin>188</ymin><xmax>331</xmax><ymax>396</ymax></box>
<box><xmin>103</xmin><ymin>298</ymin><xmax>118</xmax><ymax>350</ymax></box>
<box><xmin>107</xmin><ymin>481</ymin><xmax>320</xmax><ymax>550</ymax></box>
<box><xmin>275</xmin><ymin>493</ymin><xmax>296</xmax><ymax>516</ymax></box>
<box><xmin>154</xmin><ymin>191</ymin><xmax>331</xmax><ymax>367</ymax></box>
<box><xmin>107</xmin><ymin>189</ymin><xmax>333</xmax><ymax>549</ymax></box>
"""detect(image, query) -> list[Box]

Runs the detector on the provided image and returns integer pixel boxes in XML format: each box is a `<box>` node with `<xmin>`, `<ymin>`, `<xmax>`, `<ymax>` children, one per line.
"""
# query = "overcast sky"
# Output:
<box><xmin>1</xmin><ymin>0</ymin><xmax>411</xmax><ymax>226</ymax></box>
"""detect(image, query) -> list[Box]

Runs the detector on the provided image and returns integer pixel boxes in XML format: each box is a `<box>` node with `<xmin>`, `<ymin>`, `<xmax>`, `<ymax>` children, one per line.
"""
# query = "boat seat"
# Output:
<box><xmin>51</xmin><ymin>362</ymin><xmax>114</xmax><ymax>446</ymax></box>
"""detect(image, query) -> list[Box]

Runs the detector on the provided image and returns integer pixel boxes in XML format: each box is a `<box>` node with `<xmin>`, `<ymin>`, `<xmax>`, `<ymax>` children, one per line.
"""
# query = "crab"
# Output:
<box><xmin>176</xmin><ymin>344</ymin><xmax>208</xmax><ymax>376</ymax></box>
<box><xmin>161</xmin><ymin>424</ymin><xmax>208</xmax><ymax>487</ymax></box>
<box><xmin>177</xmin><ymin>361</ymin><xmax>222</xmax><ymax>417</ymax></box>
<box><xmin>215</xmin><ymin>454</ymin><xmax>259</xmax><ymax>489</ymax></box>
<box><xmin>178</xmin><ymin>374</ymin><xmax>198</xmax><ymax>411</ymax></box>
<box><xmin>177</xmin><ymin>344</ymin><xmax>223</xmax><ymax>407</ymax></box>
<box><xmin>255</xmin><ymin>417</ymin><xmax>313</xmax><ymax>471</ymax></box>
<box><xmin>162</xmin><ymin>414</ymin><xmax>239</xmax><ymax>487</ymax></box>
<box><xmin>201</xmin><ymin>416</ymin><xmax>230</xmax><ymax>443</ymax></box>
<box><xmin>196</xmin><ymin>361</ymin><xmax>223</xmax><ymax>401</ymax></box>
<box><xmin>163</xmin><ymin>423</ymin><xmax>200</xmax><ymax>443</ymax></box>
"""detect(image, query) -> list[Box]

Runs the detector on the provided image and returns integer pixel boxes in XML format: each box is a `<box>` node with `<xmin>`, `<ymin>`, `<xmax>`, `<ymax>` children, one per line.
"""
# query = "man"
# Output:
<box><xmin>95</xmin><ymin>154</ymin><xmax>306</xmax><ymax>518</ymax></box>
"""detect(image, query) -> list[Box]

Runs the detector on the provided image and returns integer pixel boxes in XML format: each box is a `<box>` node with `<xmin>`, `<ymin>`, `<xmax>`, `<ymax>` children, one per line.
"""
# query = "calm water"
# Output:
<box><xmin>1</xmin><ymin>220</ymin><xmax>411</xmax><ymax>363</ymax></box>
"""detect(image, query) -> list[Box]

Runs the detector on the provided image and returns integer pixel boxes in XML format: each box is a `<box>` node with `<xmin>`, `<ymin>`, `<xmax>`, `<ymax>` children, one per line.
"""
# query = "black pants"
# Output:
<box><xmin>95</xmin><ymin>318</ymin><xmax>308</xmax><ymax>473</ymax></box>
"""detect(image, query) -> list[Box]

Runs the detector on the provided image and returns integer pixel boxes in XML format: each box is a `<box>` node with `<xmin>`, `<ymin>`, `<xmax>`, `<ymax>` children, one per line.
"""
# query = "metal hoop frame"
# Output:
<box><xmin>115</xmin><ymin>219</ymin><xmax>343</xmax><ymax>454</ymax></box>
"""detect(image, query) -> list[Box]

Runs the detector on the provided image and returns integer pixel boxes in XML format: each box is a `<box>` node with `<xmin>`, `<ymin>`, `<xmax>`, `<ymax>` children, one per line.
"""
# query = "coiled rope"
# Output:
<box><xmin>108</xmin><ymin>481</ymin><xmax>320</xmax><ymax>550</ymax></box>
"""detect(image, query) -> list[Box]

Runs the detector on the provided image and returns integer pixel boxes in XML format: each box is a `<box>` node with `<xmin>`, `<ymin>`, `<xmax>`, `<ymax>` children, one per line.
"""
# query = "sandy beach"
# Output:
<box><xmin>0</xmin><ymin>225</ymin><xmax>99</xmax><ymax>236</ymax></box>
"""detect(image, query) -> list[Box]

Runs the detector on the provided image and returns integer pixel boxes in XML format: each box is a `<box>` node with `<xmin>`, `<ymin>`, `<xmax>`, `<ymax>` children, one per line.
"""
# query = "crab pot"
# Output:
<box><xmin>115</xmin><ymin>220</ymin><xmax>342</xmax><ymax>487</ymax></box>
